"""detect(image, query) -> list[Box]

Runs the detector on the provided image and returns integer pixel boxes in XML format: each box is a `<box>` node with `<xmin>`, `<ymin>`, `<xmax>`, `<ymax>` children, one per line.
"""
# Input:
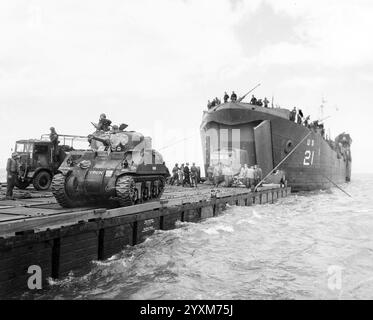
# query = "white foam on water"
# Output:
<box><xmin>203</xmin><ymin>224</ymin><xmax>234</xmax><ymax>235</ymax></box>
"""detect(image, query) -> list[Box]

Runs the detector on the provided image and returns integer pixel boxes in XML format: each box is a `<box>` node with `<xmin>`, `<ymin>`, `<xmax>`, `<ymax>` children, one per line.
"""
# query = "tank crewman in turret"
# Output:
<box><xmin>250</xmin><ymin>95</ymin><xmax>257</xmax><ymax>105</ymax></box>
<box><xmin>49</xmin><ymin>127</ymin><xmax>59</xmax><ymax>162</ymax></box>
<box><xmin>97</xmin><ymin>114</ymin><xmax>112</xmax><ymax>131</ymax></box>
<box><xmin>231</xmin><ymin>91</ymin><xmax>237</xmax><ymax>102</ymax></box>
<box><xmin>224</xmin><ymin>92</ymin><xmax>229</xmax><ymax>103</ymax></box>
<box><xmin>263</xmin><ymin>97</ymin><xmax>269</xmax><ymax>108</ymax></box>
<box><xmin>6</xmin><ymin>152</ymin><xmax>20</xmax><ymax>199</ymax></box>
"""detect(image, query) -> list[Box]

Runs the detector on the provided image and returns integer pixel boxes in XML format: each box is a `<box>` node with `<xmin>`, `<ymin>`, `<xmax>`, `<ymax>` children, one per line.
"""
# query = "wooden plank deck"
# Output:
<box><xmin>0</xmin><ymin>182</ymin><xmax>290</xmax><ymax>298</ymax></box>
<box><xmin>0</xmin><ymin>183</ymin><xmax>286</xmax><ymax>238</ymax></box>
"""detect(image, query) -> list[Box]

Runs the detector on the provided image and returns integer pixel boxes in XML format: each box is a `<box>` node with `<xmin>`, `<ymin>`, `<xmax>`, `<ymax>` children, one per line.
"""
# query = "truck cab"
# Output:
<box><xmin>15</xmin><ymin>139</ymin><xmax>61</xmax><ymax>190</ymax></box>
<box><xmin>13</xmin><ymin>134</ymin><xmax>88</xmax><ymax>191</ymax></box>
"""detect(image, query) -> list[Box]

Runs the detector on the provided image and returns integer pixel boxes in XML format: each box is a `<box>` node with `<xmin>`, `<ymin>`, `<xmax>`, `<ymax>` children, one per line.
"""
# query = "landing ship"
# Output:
<box><xmin>200</xmin><ymin>100</ymin><xmax>351</xmax><ymax>191</ymax></box>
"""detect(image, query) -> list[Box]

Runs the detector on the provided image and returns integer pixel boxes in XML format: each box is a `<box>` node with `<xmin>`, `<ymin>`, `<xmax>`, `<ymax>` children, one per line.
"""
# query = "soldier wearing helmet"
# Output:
<box><xmin>6</xmin><ymin>152</ymin><xmax>20</xmax><ymax>199</ymax></box>
<box><xmin>97</xmin><ymin>114</ymin><xmax>112</xmax><ymax>132</ymax></box>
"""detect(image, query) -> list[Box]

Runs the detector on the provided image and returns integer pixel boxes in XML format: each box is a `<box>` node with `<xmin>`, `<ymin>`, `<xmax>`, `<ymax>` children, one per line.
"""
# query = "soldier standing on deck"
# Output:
<box><xmin>190</xmin><ymin>163</ymin><xmax>198</xmax><ymax>187</ymax></box>
<box><xmin>224</xmin><ymin>92</ymin><xmax>229</xmax><ymax>103</ymax></box>
<box><xmin>290</xmin><ymin>107</ymin><xmax>297</xmax><ymax>122</ymax></box>
<box><xmin>6</xmin><ymin>153</ymin><xmax>20</xmax><ymax>199</ymax></box>
<box><xmin>170</xmin><ymin>163</ymin><xmax>179</xmax><ymax>185</ymax></box>
<box><xmin>50</xmin><ymin>127</ymin><xmax>59</xmax><ymax>162</ymax></box>
<box><xmin>250</xmin><ymin>95</ymin><xmax>257</xmax><ymax>105</ymax></box>
<box><xmin>183</xmin><ymin>163</ymin><xmax>191</xmax><ymax>187</ymax></box>
<box><xmin>231</xmin><ymin>91</ymin><xmax>237</xmax><ymax>102</ymax></box>
<box><xmin>178</xmin><ymin>164</ymin><xmax>184</xmax><ymax>185</ymax></box>
<box><xmin>297</xmin><ymin>109</ymin><xmax>304</xmax><ymax>124</ymax></box>
<box><xmin>263</xmin><ymin>97</ymin><xmax>269</xmax><ymax>108</ymax></box>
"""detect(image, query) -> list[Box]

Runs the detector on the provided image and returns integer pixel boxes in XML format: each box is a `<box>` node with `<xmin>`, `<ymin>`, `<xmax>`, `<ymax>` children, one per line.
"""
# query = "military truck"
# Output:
<box><xmin>13</xmin><ymin>134</ymin><xmax>88</xmax><ymax>191</ymax></box>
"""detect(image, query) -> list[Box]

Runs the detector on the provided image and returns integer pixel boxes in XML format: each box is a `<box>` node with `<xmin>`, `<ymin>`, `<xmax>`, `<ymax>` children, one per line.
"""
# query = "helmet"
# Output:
<box><xmin>100</xmin><ymin>113</ymin><xmax>106</xmax><ymax>119</ymax></box>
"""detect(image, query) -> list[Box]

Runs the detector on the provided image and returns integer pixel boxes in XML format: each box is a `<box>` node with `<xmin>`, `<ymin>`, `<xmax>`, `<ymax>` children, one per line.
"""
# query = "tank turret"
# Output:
<box><xmin>51</xmin><ymin>127</ymin><xmax>169</xmax><ymax>208</ymax></box>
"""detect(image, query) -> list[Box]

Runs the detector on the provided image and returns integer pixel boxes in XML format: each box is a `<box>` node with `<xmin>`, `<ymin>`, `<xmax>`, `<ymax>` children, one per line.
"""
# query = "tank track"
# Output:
<box><xmin>52</xmin><ymin>173</ymin><xmax>79</xmax><ymax>208</ymax></box>
<box><xmin>115</xmin><ymin>175</ymin><xmax>166</xmax><ymax>207</ymax></box>
<box><xmin>115</xmin><ymin>176</ymin><xmax>136</xmax><ymax>207</ymax></box>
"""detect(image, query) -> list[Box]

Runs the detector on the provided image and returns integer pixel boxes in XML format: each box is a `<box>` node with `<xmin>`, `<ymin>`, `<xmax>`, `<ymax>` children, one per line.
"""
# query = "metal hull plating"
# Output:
<box><xmin>200</xmin><ymin>102</ymin><xmax>351</xmax><ymax>191</ymax></box>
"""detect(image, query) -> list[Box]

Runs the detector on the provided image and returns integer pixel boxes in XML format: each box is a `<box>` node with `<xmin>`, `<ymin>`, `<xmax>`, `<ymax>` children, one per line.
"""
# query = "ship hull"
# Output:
<box><xmin>200</xmin><ymin>102</ymin><xmax>351</xmax><ymax>191</ymax></box>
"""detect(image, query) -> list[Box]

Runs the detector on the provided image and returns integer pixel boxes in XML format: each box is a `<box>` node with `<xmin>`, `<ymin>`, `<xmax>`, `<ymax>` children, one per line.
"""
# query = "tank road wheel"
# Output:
<box><xmin>52</xmin><ymin>174</ymin><xmax>79</xmax><ymax>208</ymax></box>
<box><xmin>33</xmin><ymin>170</ymin><xmax>52</xmax><ymax>191</ymax></box>
<box><xmin>15</xmin><ymin>178</ymin><xmax>30</xmax><ymax>190</ymax></box>
<box><xmin>116</xmin><ymin>176</ymin><xmax>137</xmax><ymax>207</ymax></box>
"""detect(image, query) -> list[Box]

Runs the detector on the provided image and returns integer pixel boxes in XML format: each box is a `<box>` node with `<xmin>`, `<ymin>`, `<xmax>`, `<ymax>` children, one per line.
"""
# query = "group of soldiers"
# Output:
<box><xmin>170</xmin><ymin>163</ymin><xmax>200</xmax><ymax>188</ymax></box>
<box><xmin>207</xmin><ymin>91</ymin><xmax>238</xmax><ymax>109</ymax></box>
<box><xmin>289</xmin><ymin>107</ymin><xmax>327</xmax><ymax>138</ymax></box>
<box><xmin>236</xmin><ymin>164</ymin><xmax>263</xmax><ymax>189</ymax></box>
<box><xmin>207</xmin><ymin>163</ymin><xmax>263</xmax><ymax>189</ymax></box>
<box><xmin>207</xmin><ymin>92</ymin><xmax>272</xmax><ymax>109</ymax></box>
<box><xmin>249</xmin><ymin>95</ymin><xmax>270</xmax><ymax>108</ymax></box>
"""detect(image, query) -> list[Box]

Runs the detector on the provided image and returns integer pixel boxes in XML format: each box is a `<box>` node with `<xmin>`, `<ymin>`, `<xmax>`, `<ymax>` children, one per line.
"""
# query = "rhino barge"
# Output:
<box><xmin>0</xmin><ymin>184</ymin><xmax>290</xmax><ymax>298</ymax></box>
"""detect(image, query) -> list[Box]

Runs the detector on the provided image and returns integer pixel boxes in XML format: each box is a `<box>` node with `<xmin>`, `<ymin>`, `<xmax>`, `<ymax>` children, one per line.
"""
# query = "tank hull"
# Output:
<box><xmin>200</xmin><ymin>102</ymin><xmax>351</xmax><ymax>191</ymax></box>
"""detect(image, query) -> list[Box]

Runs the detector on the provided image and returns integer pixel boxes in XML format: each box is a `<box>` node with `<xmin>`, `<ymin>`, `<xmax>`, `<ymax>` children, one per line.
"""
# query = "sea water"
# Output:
<box><xmin>21</xmin><ymin>173</ymin><xmax>373</xmax><ymax>300</ymax></box>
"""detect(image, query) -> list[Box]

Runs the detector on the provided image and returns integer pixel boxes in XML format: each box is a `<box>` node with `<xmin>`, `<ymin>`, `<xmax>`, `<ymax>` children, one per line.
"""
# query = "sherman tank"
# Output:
<box><xmin>51</xmin><ymin>129</ymin><xmax>169</xmax><ymax>208</ymax></box>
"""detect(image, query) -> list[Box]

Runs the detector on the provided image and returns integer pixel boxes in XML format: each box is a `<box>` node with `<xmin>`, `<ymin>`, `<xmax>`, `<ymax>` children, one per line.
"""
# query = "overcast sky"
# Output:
<box><xmin>0</xmin><ymin>0</ymin><xmax>372</xmax><ymax>173</ymax></box>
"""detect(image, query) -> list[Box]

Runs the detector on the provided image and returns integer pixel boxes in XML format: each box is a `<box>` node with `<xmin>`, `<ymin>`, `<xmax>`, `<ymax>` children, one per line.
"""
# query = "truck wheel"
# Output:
<box><xmin>15</xmin><ymin>178</ymin><xmax>30</xmax><ymax>190</ymax></box>
<box><xmin>52</xmin><ymin>173</ymin><xmax>78</xmax><ymax>208</ymax></box>
<box><xmin>33</xmin><ymin>171</ymin><xmax>52</xmax><ymax>191</ymax></box>
<box><xmin>116</xmin><ymin>176</ymin><xmax>137</xmax><ymax>207</ymax></box>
